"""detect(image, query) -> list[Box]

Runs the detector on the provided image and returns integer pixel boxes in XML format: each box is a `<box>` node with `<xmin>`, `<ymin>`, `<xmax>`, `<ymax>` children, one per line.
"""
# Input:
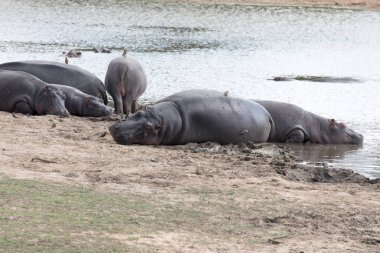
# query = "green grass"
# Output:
<box><xmin>0</xmin><ymin>178</ymin><xmax>289</xmax><ymax>252</ymax></box>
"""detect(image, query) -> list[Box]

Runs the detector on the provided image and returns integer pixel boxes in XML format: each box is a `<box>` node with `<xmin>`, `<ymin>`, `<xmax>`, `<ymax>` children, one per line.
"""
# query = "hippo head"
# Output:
<box><xmin>109</xmin><ymin>110</ymin><xmax>163</xmax><ymax>145</ymax></box>
<box><xmin>35</xmin><ymin>85</ymin><xmax>70</xmax><ymax>117</ymax></box>
<box><xmin>82</xmin><ymin>97</ymin><xmax>112</xmax><ymax>117</ymax></box>
<box><xmin>321</xmin><ymin>119</ymin><xmax>363</xmax><ymax>144</ymax></box>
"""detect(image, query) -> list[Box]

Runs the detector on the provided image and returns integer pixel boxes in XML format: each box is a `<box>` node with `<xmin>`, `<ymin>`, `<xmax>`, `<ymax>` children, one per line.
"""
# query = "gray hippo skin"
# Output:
<box><xmin>50</xmin><ymin>85</ymin><xmax>111</xmax><ymax>117</ymax></box>
<box><xmin>0</xmin><ymin>70</ymin><xmax>69</xmax><ymax>116</ymax></box>
<box><xmin>109</xmin><ymin>89</ymin><xmax>273</xmax><ymax>145</ymax></box>
<box><xmin>0</xmin><ymin>60</ymin><xmax>108</xmax><ymax>105</ymax></box>
<box><xmin>105</xmin><ymin>56</ymin><xmax>147</xmax><ymax>115</ymax></box>
<box><xmin>253</xmin><ymin>100</ymin><xmax>363</xmax><ymax>144</ymax></box>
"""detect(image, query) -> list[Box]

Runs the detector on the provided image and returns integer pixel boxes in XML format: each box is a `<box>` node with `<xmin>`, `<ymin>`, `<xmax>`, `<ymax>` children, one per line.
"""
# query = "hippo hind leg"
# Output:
<box><xmin>122</xmin><ymin>97</ymin><xmax>134</xmax><ymax>117</ymax></box>
<box><xmin>131</xmin><ymin>100</ymin><xmax>138</xmax><ymax>114</ymax></box>
<box><xmin>13</xmin><ymin>101</ymin><xmax>34</xmax><ymax>115</ymax></box>
<box><xmin>283</xmin><ymin>129</ymin><xmax>306</xmax><ymax>143</ymax></box>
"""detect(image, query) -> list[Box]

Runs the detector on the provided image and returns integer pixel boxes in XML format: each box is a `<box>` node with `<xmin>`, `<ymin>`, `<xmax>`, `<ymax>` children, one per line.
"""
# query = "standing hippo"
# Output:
<box><xmin>50</xmin><ymin>85</ymin><xmax>111</xmax><ymax>117</ymax></box>
<box><xmin>253</xmin><ymin>100</ymin><xmax>363</xmax><ymax>144</ymax></box>
<box><xmin>0</xmin><ymin>60</ymin><xmax>108</xmax><ymax>105</ymax></box>
<box><xmin>109</xmin><ymin>89</ymin><xmax>273</xmax><ymax>145</ymax></box>
<box><xmin>105</xmin><ymin>55</ymin><xmax>147</xmax><ymax>115</ymax></box>
<box><xmin>0</xmin><ymin>70</ymin><xmax>69</xmax><ymax>116</ymax></box>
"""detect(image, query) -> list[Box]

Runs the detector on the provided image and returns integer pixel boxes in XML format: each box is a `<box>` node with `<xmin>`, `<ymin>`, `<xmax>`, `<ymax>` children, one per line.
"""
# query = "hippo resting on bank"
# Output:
<box><xmin>50</xmin><ymin>85</ymin><xmax>111</xmax><ymax>117</ymax></box>
<box><xmin>253</xmin><ymin>100</ymin><xmax>363</xmax><ymax>144</ymax></box>
<box><xmin>109</xmin><ymin>90</ymin><xmax>273</xmax><ymax>145</ymax></box>
<box><xmin>0</xmin><ymin>60</ymin><xmax>108</xmax><ymax>105</ymax></box>
<box><xmin>105</xmin><ymin>56</ymin><xmax>147</xmax><ymax>115</ymax></box>
<box><xmin>0</xmin><ymin>70</ymin><xmax>69</xmax><ymax>116</ymax></box>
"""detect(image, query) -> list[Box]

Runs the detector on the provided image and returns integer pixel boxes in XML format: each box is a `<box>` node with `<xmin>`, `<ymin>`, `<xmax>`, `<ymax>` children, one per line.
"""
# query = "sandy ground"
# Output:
<box><xmin>180</xmin><ymin>0</ymin><xmax>380</xmax><ymax>10</ymax></box>
<box><xmin>0</xmin><ymin>111</ymin><xmax>379</xmax><ymax>252</ymax></box>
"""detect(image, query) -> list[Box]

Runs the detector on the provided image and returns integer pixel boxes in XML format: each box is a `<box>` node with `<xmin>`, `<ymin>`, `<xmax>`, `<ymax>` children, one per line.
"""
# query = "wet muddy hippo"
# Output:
<box><xmin>105</xmin><ymin>56</ymin><xmax>147</xmax><ymax>115</ymax></box>
<box><xmin>109</xmin><ymin>89</ymin><xmax>273</xmax><ymax>145</ymax></box>
<box><xmin>0</xmin><ymin>60</ymin><xmax>108</xmax><ymax>105</ymax></box>
<box><xmin>51</xmin><ymin>85</ymin><xmax>112</xmax><ymax>117</ymax></box>
<box><xmin>253</xmin><ymin>100</ymin><xmax>363</xmax><ymax>144</ymax></box>
<box><xmin>0</xmin><ymin>70</ymin><xmax>69</xmax><ymax>116</ymax></box>
<box><xmin>270</xmin><ymin>75</ymin><xmax>361</xmax><ymax>83</ymax></box>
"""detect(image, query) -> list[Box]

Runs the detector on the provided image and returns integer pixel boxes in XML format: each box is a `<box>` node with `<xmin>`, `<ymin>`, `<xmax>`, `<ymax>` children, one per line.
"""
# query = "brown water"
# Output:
<box><xmin>0</xmin><ymin>0</ymin><xmax>379</xmax><ymax>178</ymax></box>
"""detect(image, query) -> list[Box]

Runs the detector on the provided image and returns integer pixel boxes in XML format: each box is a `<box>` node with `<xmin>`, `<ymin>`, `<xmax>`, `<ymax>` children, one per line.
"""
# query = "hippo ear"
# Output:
<box><xmin>329</xmin><ymin>119</ymin><xmax>337</xmax><ymax>126</ymax></box>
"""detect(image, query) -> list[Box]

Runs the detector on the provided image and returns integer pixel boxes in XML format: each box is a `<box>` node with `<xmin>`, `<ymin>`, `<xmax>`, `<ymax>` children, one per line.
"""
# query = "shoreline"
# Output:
<box><xmin>175</xmin><ymin>0</ymin><xmax>380</xmax><ymax>11</ymax></box>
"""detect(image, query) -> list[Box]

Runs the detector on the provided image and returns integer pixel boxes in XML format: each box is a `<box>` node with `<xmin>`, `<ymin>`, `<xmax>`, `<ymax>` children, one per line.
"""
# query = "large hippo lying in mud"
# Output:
<box><xmin>109</xmin><ymin>90</ymin><xmax>273</xmax><ymax>145</ymax></box>
<box><xmin>51</xmin><ymin>85</ymin><xmax>111</xmax><ymax>117</ymax></box>
<box><xmin>105</xmin><ymin>55</ymin><xmax>147</xmax><ymax>115</ymax></box>
<box><xmin>0</xmin><ymin>60</ymin><xmax>108</xmax><ymax>105</ymax></box>
<box><xmin>0</xmin><ymin>70</ymin><xmax>69</xmax><ymax>116</ymax></box>
<box><xmin>253</xmin><ymin>100</ymin><xmax>363</xmax><ymax>144</ymax></box>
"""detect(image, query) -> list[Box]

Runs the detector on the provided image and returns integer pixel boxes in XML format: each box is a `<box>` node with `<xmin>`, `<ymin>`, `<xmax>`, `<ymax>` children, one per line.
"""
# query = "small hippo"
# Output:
<box><xmin>253</xmin><ymin>100</ymin><xmax>363</xmax><ymax>144</ymax></box>
<box><xmin>105</xmin><ymin>55</ymin><xmax>147</xmax><ymax>115</ymax></box>
<box><xmin>0</xmin><ymin>60</ymin><xmax>108</xmax><ymax>105</ymax></box>
<box><xmin>109</xmin><ymin>89</ymin><xmax>273</xmax><ymax>145</ymax></box>
<box><xmin>51</xmin><ymin>85</ymin><xmax>112</xmax><ymax>117</ymax></box>
<box><xmin>0</xmin><ymin>70</ymin><xmax>69</xmax><ymax>116</ymax></box>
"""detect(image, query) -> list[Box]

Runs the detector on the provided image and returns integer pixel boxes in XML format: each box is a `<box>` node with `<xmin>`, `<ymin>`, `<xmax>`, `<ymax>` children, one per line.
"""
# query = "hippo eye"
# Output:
<box><xmin>135</xmin><ymin>132</ymin><xmax>145</xmax><ymax>139</ymax></box>
<box><xmin>144</xmin><ymin>124</ymin><xmax>152</xmax><ymax>133</ymax></box>
<box><xmin>345</xmin><ymin>133</ymin><xmax>352</xmax><ymax>138</ymax></box>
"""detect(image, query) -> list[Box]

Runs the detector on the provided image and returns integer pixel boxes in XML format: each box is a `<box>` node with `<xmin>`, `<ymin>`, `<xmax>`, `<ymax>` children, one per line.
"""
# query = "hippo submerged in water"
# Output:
<box><xmin>105</xmin><ymin>54</ymin><xmax>147</xmax><ymax>115</ymax></box>
<box><xmin>0</xmin><ymin>60</ymin><xmax>108</xmax><ymax>105</ymax></box>
<box><xmin>109</xmin><ymin>89</ymin><xmax>273</xmax><ymax>145</ymax></box>
<box><xmin>0</xmin><ymin>70</ymin><xmax>69</xmax><ymax>116</ymax></box>
<box><xmin>253</xmin><ymin>100</ymin><xmax>363</xmax><ymax>144</ymax></box>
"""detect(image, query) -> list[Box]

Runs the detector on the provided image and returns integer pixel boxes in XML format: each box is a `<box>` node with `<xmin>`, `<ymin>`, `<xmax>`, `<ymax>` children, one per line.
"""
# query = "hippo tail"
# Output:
<box><xmin>267</xmin><ymin>115</ymin><xmax>275</xmax><ymax>142</ymax></box>
<box><xmin>101</xmin><ymin>88</ymin><xmax>108</xmax><ymax>105</ymax></box>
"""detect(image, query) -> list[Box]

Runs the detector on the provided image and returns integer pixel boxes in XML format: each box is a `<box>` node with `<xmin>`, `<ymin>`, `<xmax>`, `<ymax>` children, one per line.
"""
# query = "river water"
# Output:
<box><xmin>0</xmin><ymin>0</ymin><xmax>379</xmax><ymax>178</ymax></box>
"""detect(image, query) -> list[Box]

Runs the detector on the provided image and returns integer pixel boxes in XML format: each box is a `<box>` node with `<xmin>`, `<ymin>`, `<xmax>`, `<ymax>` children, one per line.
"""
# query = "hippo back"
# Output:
<box><xmin>159</xmin><ymin>89</ymin><xmax>272</xmax><ymax>145</ymax></box>
<box><xmin>0</xmin><ymin>60</ymin><xmax>107</xmax><ymax>105</ymax></box>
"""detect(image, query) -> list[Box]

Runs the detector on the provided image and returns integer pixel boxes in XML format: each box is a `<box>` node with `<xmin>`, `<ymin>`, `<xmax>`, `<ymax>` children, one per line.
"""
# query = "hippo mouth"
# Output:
<box><xmin>109</xmin><ymin>123</ymin><xmax>132</xmax><ymax>145</ymax></box>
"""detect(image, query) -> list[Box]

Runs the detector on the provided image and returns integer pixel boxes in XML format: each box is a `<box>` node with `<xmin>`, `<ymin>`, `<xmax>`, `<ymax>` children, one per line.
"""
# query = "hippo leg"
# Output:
<box><xmin>13</xmin><ymin>101</ymin><xmax>34</xmax><ymax>114</ymax></box>
<box><xmin>112</xmin><ymin>93</ymin><xmax>123</xmax><ymax>115</ymax></box>
<box><xmin>131</xmin><ymin>100</ymin><xmax>138</xmax><ymax>114</ymax></box>
<box><xmin>283</xmin><ymin>129</ymin><xmax>305</xmax><ymax>143</ymax></box>
<box><xmin>122</xmin><ymin>96</ymin><xmax>134</xmax><ymax>117</ymax></box>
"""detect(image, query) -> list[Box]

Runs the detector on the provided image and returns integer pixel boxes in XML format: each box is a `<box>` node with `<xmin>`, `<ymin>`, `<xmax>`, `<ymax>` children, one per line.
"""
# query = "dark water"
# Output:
<box><xmin>0</xmin><ymin>0</ymin><xmax>379</xmax><ymax>178</ymax></box>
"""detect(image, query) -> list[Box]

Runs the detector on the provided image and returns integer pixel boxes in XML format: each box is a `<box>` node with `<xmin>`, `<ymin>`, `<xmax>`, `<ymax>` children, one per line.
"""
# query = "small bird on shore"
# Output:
<box><xmin>65</xmin><ymin>57</ymin><xmax>69</xmax><ymax>64</ymax></box>
<box><xmin>122</xmin><ymin>48</ymin><xmax>127</xmax><ymax>57</ymax></box>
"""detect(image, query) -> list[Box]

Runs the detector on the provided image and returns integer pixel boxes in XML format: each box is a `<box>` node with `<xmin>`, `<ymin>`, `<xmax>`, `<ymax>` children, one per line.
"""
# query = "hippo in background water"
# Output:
<box><xmin>109</xmin><ymin>89</ymin><xmax>273</xmax><ymax>145</ymax></box>
<box><xmin>253</xmin><ymin>100</ymin><xmax>363</xmax><ymax>144</ymax></box>
<box><xmin>0</xmin><ymin>60</ymin><xmax>108</xmax><ymax>105</ymax></box>
<box><xmin>50</xmin><ymin>84</ymin><xmax>112</xmax><ymax>117</ymax></box>
<box><xmin>105</xmin><ymin>52</ymin><xmax>147</xmax><ymax>115</ymax></box>
<box><xmin>0</xmin><ymin>70</ymin><xmax>69</xmax><ymax>116</ymax></box>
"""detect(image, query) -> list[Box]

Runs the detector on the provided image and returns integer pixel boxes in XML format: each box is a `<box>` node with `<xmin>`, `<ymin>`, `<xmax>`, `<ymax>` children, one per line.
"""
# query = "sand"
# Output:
<box><xmin>0</xmin><ymin>111</ymin><xmax>379</xmax><ymax>252</ymax></box>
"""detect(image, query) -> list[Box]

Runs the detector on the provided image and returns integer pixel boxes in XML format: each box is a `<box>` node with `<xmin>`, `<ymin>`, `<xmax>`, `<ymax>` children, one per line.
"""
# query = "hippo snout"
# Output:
<box><xmin>109</xmin><ymin>123</ymin><xmax>132</xmax><ymax>145</ymax></box>
<box><xmin>356</xmin><ymin>133</ymin><xmax>364</xmax><ymax>144</ymax></box>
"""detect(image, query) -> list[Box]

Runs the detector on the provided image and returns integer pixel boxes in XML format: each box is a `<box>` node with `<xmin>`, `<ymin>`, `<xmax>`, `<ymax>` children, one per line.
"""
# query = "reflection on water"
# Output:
<box><xmin>0</xmin><ymin>0</ymin><xmax>379</xmax><ymax>178</ymax></box>
<box><xmin>280</xmin><ymin>144</ymin><xmax>380</xmax><ymax>178</ymax></box>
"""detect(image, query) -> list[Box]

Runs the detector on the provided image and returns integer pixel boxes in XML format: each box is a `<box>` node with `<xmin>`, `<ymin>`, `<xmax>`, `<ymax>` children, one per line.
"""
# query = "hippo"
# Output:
<box><xmin>270</xmin><ymin>75</ymin><xmax>361</xmax><ymax>83</ymax></box>
<box><xmin>50</xmin><ymin>84</ymin><xmax>112</xmax><ymax>117</ymax></box>
<box><xmin>253</xmin><ymin>100</ymin><xmax>363</xmax><ymax>144</ymax></box>
<box><xmin>0</xmin><ymin>70</ymin><xmax>69</xmax><ymax>116</ymax></box>
<box><xmin>105</xmin><ymin>55</ymin><xmax>147</xmax><ymax>115</ymax></box>
<box><xmin>109</xmin><ymin>89</ymin><xmax>273</xmax><ymax>145</ymax></box>
<box><xmin>0</xmin><ymin>60</ymin><xmax>108</xmax><ymax>105</ymax></box>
